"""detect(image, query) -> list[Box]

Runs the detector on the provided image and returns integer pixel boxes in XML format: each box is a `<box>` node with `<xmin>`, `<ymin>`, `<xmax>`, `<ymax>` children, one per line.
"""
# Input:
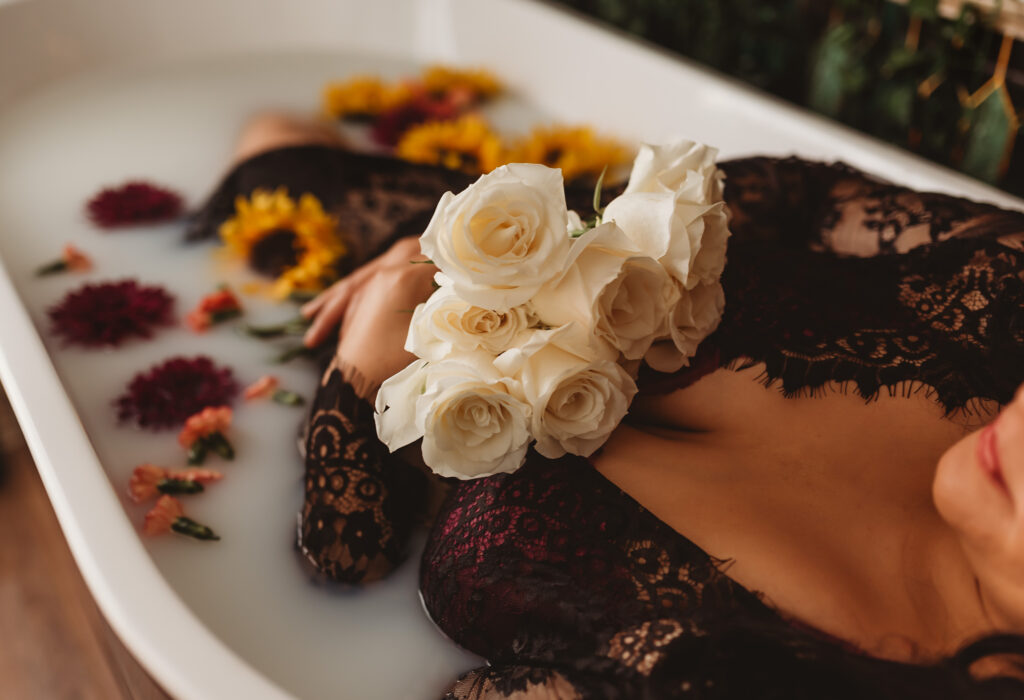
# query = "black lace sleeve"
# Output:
<box><xmin>720</xmin><ymin>156</ymin><xmax>1024</xmax><ymax>255</ymax></box>
<box><xmin>710</xmin><ymin>157</ymin><xmax>1024</xmax><ymax>413</ymax></box>
<box><xmin>297</xmin><ymin>359</ymin><xmax>428</xmax><ymax>584</ymax></box>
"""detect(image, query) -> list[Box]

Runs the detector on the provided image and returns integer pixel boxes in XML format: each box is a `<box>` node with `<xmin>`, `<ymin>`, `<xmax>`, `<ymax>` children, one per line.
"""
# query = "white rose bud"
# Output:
<box><xmin>566</xmin><ymin>209</ymin><xmax>585</xmax><ymax>234</ymax></box>
<box><xmin>602</xmin><ymin>192</ymin><xmax>729</xmax><ymax>290</ymax></box>
<box><xmin>603</xmin><ymin>139</ymin><xmax>730</xmax><ymax>290</ymax></box>
<box><xmin>374</xmin><ymin>359</ymin><xmax>429</xmax><ymax>450</ymax></box>
<box><xmin>622</xmin><ymin>140</ymin><xmax>725</xmax><ymax>203</ymax></box>
<box><xmin>644</xmin><ymin>281</ymin><xmax>726</xmax><ymax>373</ymax></box>
<box><xmin>375</xmin><ymin>354</ymin><xmax>532</xmax><ymax>479</ymax></box>
<box><xmin>531</xmin><ymin>222</ymin><xmax>678</xmax><ymax>361</ymax></box>
<box><xmin>419</xmin><ymin>163</ymin><xmax>571</xmax><ymax>310</ymax></box>
<box><xmin>406</xmin><ymin>286</ymin><xmax>536</xmax><ymax>361</ymax></box>
<box><xmin>511</xmin><ymin>343</ymin><xmax>637</xmax><ymax>459</ymax></box>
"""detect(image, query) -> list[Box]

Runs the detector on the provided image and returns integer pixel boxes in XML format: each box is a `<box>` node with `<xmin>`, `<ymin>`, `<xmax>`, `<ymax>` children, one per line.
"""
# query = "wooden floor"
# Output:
<box><xmin>0</xmin><ymin>383</ymin><xmax>171</xmax><ymax>700</ymax></box>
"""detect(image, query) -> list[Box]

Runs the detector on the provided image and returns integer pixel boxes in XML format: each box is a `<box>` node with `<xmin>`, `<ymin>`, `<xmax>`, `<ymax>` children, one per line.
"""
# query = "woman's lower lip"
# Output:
<box><xmin>977</xmin><ymin>422</ymin><xmax>1008</xmax><ymax>493</ymax></box>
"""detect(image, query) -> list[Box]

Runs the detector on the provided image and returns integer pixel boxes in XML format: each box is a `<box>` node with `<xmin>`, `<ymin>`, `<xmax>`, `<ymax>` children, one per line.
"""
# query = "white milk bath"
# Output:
<box><xmin>0</xmin><ymin>50</ymin><xmax>551</xmax><ymax>699</ymax></box>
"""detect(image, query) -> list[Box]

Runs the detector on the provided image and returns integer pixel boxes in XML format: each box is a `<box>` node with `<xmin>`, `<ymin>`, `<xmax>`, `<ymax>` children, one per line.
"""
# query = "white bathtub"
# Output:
<box><xmin>1</xmin><ymin>2</ymin><xmax>1020</xmax><ymax>699</ymax></box>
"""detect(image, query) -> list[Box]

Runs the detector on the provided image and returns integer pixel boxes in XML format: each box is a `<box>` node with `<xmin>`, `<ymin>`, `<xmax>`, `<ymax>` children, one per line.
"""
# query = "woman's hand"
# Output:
<box><xmin>301</xmin><ymin>236</ymin><xmax>437</xmax><ymax>397</ymax></box>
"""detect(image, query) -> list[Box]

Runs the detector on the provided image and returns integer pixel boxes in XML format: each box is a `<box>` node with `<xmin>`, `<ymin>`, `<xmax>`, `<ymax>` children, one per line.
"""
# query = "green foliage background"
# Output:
<box><xmin>555</xmin><ymin>0</ymin><xmax>1024</xmax><ymax>195</ymax></box>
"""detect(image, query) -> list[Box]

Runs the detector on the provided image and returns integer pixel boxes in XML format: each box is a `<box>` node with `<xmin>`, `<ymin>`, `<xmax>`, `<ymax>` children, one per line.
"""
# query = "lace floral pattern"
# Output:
<box><xmin>713</xmin><ymin>158</ymin><xmax>1024</xmax><ymax>413</ymax></box>
<box><xmin>297</xmin><ymin>364</ymin><xmax>426</xmax><ymax>583</ymax></box>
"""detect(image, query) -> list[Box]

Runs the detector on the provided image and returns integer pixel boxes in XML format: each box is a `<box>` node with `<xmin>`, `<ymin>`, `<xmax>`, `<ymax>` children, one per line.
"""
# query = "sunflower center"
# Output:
<box><xmin>249</xmin><ymin>229</ymin><xmax>302</xmax><ymax>277</ymax></box>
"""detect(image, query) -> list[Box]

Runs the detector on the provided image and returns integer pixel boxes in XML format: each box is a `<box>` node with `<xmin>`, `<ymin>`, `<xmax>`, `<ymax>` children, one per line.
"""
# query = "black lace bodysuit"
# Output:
<box><xmin>192</xmin><ymin>147</ymin><xmax>1024</xmax><ymax>699</ymax></box>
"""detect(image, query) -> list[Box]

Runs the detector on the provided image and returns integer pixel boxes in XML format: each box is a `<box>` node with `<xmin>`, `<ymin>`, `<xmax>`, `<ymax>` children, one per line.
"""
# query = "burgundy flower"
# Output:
<box><xmin>371</xmin><ymin>95</ymin><xmax>462</xmax><ymax>147</ymax></box>
<box><xmin>48</xmin><ymin>280</ymin><xmax>175</xmax><ymax>347</ymax></box>
<box><xmin>86</xmin><ymin>181</ymin><xmax>184</xmax><ymax>228</ymax></box>
<box><xmin>116</xmin><ymin>356</ymin><xmax>239</xmax><ymax>429</ymax></box>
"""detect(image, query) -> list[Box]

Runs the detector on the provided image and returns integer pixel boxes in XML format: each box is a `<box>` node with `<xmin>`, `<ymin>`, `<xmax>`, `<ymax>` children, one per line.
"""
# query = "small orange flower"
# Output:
<box><xmin>185</xmin><ymin>308</ymin><xmax>212</xmax><ymax>332</ymax></box>
<box><xmin>144</xmin><ymin>495</ymin><xmax>184</xmax><ymax>535</ymax></box>
<box><xmin>178</xmin><ymin>406</ymin><xmax>233</xmax><ymax>448</ymax></box>
<box><xmin>37</xmin><ymin>243</ymin><xmax>94</xmax><ymax>276</ymax></box>
<box><xmin>142</xmin><ymin>495</ymin><xmax>219</xmax><ymax>540</ymax></box>
<box><xmin>129</xmin><ymin>464</ymin><xmax>224</xmax><ymax>503</ymax></box>
<box><xmin>62</xmin><ymin>244</ymin><xmax>92</xmax><ymax>271</ymax></box>
<box><xmin>244</xmin><ymin>375</ymin><xmax>279</xmax><ymax>400</ymax></box>
<box><xmin>186</xmin><ymin>288</ymin><xmax>242</xmax><ymax>333</ymax></box>
<box><xmin>199</xmin><ymin>288</ymin><xmax>242</xmax><ymax>314</ymax></box>
<box><xmin>171</xmin><ymin>467</ymin><xmax>223</xmax><ymax>483</ymax></box>
<box><xmin>129</xmin><ymin>464</ymin><xmax>168</xmax><ymax>503</ymax></box>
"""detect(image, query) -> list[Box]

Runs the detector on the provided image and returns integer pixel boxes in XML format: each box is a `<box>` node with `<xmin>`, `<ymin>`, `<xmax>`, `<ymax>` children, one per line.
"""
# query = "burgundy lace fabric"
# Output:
<box><xmin>192</xmin><ymin>148</ymin><xmax>1024</xmax><ymax>698</ymax></box>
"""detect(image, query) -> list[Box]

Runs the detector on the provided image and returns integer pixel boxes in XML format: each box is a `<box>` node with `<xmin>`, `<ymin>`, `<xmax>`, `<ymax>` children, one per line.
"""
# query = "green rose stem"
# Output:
<box><xmin>186</xmin><ymin>432</ymin><xmax>234</xmax><ymax>465</ymax></box>
<box><xmin>271</xmin><ymin>389</ymin><xmax>305</xmax><ymax>406</ymax></box>
<box><xmin>156</xmin><ymin>478</ymin><xmax>204</xmax><ymax>495</ymax></box>
<box><xmin>36</xmin><ymin>260</ymin><xmax>69</xmax><ymax>276</ymax></box>
<box><xmin>186</xmin><ymin>441</ymin><xmax>208</xmax><ymax>466</ymax></box>
<box><xmin>592</xmin><ymin>165</ymin><xmax>608</xmax><ymax>217</ymax></box>
<box><xmin>210</xmin><ymin>308</ymin><xmax>242</xmax><ymax>324</ymax></box>
<box><xmin>243</xmin><ymin>316</ymin><xmax>311</xmax><ymax>338</ymax></box>
<box><xmin>206</xmin><ymin>432</ymin><xmax>235</xmax><ymax>460</ymax></box>
<box><xmin>171</xmin><ymin>517</ymin><xmax>220</xmax><ymax>541</ymax></box>
<box><xmin>274</xmin><ymin>344</ymin><xmax>316</xmax><ymax>364</ymax></box>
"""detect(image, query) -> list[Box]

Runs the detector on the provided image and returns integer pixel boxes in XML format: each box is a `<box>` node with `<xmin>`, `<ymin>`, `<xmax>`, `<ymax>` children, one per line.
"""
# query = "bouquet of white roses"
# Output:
<box><xmin>374</xmin><ymin>140</ymin><xmax>730</xmax><ymax>479</ymax></box>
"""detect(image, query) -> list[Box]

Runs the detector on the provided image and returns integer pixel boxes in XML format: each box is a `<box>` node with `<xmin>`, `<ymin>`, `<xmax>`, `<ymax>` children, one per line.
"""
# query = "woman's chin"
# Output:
<box><xmin>933</xmin><ymin>430</ymin><xmax>1014</xmax><ymax>552</ymax></box>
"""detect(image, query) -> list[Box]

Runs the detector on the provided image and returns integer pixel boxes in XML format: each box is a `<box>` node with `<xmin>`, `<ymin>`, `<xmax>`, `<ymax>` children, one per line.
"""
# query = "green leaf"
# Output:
<box><xmin>592</xmin><ymin>166</ymin><xmax>608</xmax><ymax>217</ymax></box>
<box><xmin>274</xmin><ymin>344</ymin><xmax>316</xmax><ymax>364</ymax></box>
<box><xmin>207</xmin><ymin>432</ymin><xmax>235</xmax><ymax>460</ymax></box>
<box><xmin>271</xmin><ymin>389</ymin><xmax>306</xmax><ymax>406</ymax></box>
<box><xmin>809</xmin><ymin>25</ymin><xmax>859</xmax><ymax>117</ymax></box>
<box><xmin>243</xmin><ymin>316</ymin><xmax>311</xmax><ymax>339</ymax></box>
<box><xmin>907</xmin><ymin>0</ymin><xmax>939</xmax><ymax>20</ymax></box>
<box><xmin>186</xmin><ymin>442</ymin><xmax>208</xmax><ymax>466</ymax></box>
<box><xmin>157</xmin><ymin>478</ymin><xmax>205</xmax><ymax>495</ymax></box>
<box><xmin>171</xmin><ymin>517</ymin><xmax>220</xmax><ymax>541</ymax></box>
<box><xmin>287</xmin><ymin>290</ymin><xmax>318</xmax><ymax>304</ymax></box>
<box><xmin>35</xmin><ymin>259</ymin><xmax>68</xmax><ymax>276</ymax></box>
<box><xmin>962</xmin><ymin>88</ymin><xmax>1014</xmax><ymax>184</ymax></box>
<box><xmin>210</xmin><ymin>308</ymin><xmax>242</xmax><ymax>324</ymax></box>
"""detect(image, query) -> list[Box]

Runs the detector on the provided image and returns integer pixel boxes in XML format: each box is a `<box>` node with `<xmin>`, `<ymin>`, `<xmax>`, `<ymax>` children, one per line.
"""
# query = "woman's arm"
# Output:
<box><xmin>297</xmin><ymin>236</ymin><xmax>440</xmax><ymax>584</ymax></box>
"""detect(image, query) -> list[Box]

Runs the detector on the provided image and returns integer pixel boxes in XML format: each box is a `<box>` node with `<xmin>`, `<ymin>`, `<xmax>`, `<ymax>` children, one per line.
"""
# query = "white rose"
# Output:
<box><xmin>374</xmin><ymin>359</ymin><xmax>429</xmax><ymax>450</ymax></box>
<box><xmin>622</xmin><ymin>140</ymin><xmax>725</xmax><ymax>203</ymax></box>
<box><xmin>604</xmin><ymin>139</ymin><xmax>730</xmax><ymax>290</ymax></box>
<box><xmin>503</xmin><ymin>341</ymin><xmax>637</xmax><ymax>459</ymax></box>
<box><xmin>419</xmin><ymin>163</ymin><xmax>571</xmax><ymax>310</ymax></box>
<box><xmin>566</xmin><ymin>209</ymin><xmax>585</xmax><ymax>234</ymax></box>
<box><xmin>374</xmin><ymin>354</ymin><xmax>532</xmax><ymax>479</ymax></box>
<box><xmin>644</xmin><ymin>281</ymin><xmax>725</xmax><ymax>373</ymax></box>
<box><xmin>531</xmin><ymin>222</ymin><xmax>678</xmax><ymax>361</ymax></box>
<box><xmin>406</xmin><ymin>286</ymin><xmax>536</xmax><ymax>361</ymax></box>
<box><xmin>602</xmin><ymin>193</ymin><xmax>728</xmax><ymax>290</ymax></box>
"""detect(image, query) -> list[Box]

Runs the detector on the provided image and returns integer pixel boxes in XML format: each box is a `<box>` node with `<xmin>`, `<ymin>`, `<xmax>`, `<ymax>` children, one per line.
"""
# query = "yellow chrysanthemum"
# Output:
<box><xmin>504</xmin><ymin>125</ymin><xmax>630</xmax><ymax>182</ymax></box>
<box><xmin>420</xmin><ymin>65</ymin><xmax>502</xmax><ymax>100</ymax></box>
<box><xmin>395</xmin><ymin>115</ymin><xmax>505</xmax><ymax>174</ymax></box>
<box><xmin>322</xmin><ymin>76</ymin><xmax>413</xmax><ymax>119</ymax></box>
<box><xmin>219</xmin><ymin>188</ymin><xmax>346</xmax><ymax>298</ymax></box>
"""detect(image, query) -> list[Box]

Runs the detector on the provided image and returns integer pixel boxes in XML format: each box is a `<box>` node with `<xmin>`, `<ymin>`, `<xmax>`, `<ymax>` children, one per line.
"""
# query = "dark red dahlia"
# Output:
<box><xmin>116</xmin><ymin>356</ymin><xmax>239</xmax><ymax>429</ymax></box>
<box><xmin>371</xmin><ymin>96</ymin><xmax>462</xmax><ymax>147</ymax></box>
<box><xmin>48</xmin><ymin>280</ymin><xmax>175</xmax><ymax>347</ymax></box>
<box><xmin>86</xmin><ymin>181</ymin><xmax>184</xmax><ymax>228</ymax></box>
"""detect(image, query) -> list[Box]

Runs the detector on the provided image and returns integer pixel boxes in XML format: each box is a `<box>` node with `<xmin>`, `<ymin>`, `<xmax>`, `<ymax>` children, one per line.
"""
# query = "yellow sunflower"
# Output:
<box><xmin>395</xmin><ymin>115</ymin><xmax>505</xmax><ymax>174</ymax></box>
<box><xmin>504</xmin><ymin>125</ymin><xmax>630</xmax><ymax>182</ymax></box>
<box><xmin>322</xmin><ymin>75</ymin><xmax>412</xmax><ymax>119</ymax></box>
<box><xmin>420</xmin><ymin>65</ymin><xmax>502</xmax><ymax>100</ymax></box>
<box><xmin>219</xmin><ymin>188</ymin><xmax>346</xmax><ymax>298</ymax></box>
